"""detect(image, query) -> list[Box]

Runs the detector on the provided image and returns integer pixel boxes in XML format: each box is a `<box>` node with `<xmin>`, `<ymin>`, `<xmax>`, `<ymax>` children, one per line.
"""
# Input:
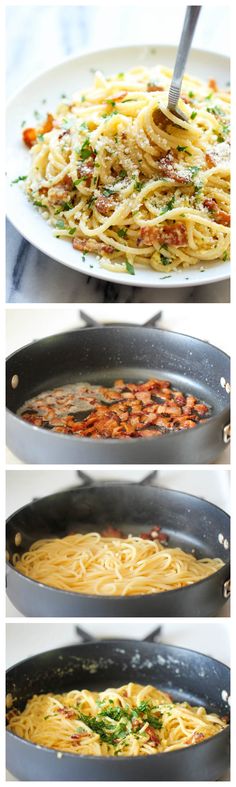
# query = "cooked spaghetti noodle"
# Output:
<box><xmin>13</xmin><ymin>532</ymin><xmax>224</xmax><ymax>596</ymax></box>
<box><xmin>22</xmin><ymin>65</ymin><xmax>230</xmax><ymax>273</ymax></box>
<box><xmin>7</xmin><ymin>682</ymin><xmax>227</xmax><ymax>756</ymax></box>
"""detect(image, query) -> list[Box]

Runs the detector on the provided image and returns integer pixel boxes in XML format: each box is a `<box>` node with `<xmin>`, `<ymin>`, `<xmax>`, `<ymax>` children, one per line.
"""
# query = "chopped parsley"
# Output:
<box><xmin>106</xmin><ymin>99</ymin><xmax>116</xmax><ymax>107</ymax></box>
<box><xmin>21</xmin><ymin>120</ymin><xmax>26</xmax><ymax>127</ymax></box>
<box><xmin>11</xmin><ymin>175</ymin><xmax>27</xmax><ymax>184</ymax></box>
<box><xmin>206</xmin><ymin>105</ymin><xmax>225</xmax><ymax>116</ymax></box>
<box><xmin>223</xmin><ymin>250</ymin><xmax>228</xmax><ymax>261</ymax></box>
<box><xmin>125</xmin><ymin>260</ymin><xmax>135</xmax><ymax>275</ymax></box>
<box><xmin>33</xmin><ymin>110</ymin><xmax>41</xmax><ymax>120</ymax></box>
<box><xmin>81</xmin><ymin>95</ymin><xmax>86</xmax><ymax>102</ymax></box>
<box><xmin>190</xmin><ymin>110</ymin><xmax>197</xmax><ymax>120</ymax></box>
<box><xmin>133</xmin><ymin>180</ymin><xmax>145</xmax><ymax>192</ymax></box>
<box><xmin>60</xmin><ymin>93</ymin><xmax>67</xmax><ymax>99</ymax></box>
<box><xmin>102</xmin><ymin>187</ymin><xmax>116</xmax><ymax>196</ymax></box>
<box><xmin>160</xmin><ymin>195</ymin><xmax>175</xmax><ymax>214</ymax></box>
<box><xmin>117</xmin><ymin>72</ymin><xmax>124</xmax><ymax>78</ymax></box>
<box><xmin>188</xmin><ymin>166</ymin><xmax>200</xmax><ymax>180</ymax></box>
<box><xmin>188</xmin><ymin>91</ymin><xmax>195</xmax><ymax>98</ymax></box>
<box><xmin>33</xmin><ymin>200</ymin><xmax>45</xmax><ymax>207</ymax></box>
<box><xmin>68</xmin><ymin>227</ymin><xmax>76</xmax><ymax>235</ymax></box>
<box><xmin>205</xmin><ymin>92</ymin><xmax>213</xmax><ymax>101</ymax></box>
<box><xmin>117</xmin><ymin>228</ymin><xmax>127</xmax><ymax>238</ymax></box>
<box><xmin>176</xmin><ymin>145</ymin><xmax>192</xmax><ymax>156</ymax></box>
<box><xmin>160</xmin><ymin>253</ymin><xmax>171</xmax><ymax>266</ymax></box>
<box><xmin>78</xmin><ymin>138</ymin><xmax>93</xmax><ymax>161</ymax></box>
<box><xmin>73</xmin><ymin>177</ymin><xmax>86</xmax><ymax>186</ymax></box>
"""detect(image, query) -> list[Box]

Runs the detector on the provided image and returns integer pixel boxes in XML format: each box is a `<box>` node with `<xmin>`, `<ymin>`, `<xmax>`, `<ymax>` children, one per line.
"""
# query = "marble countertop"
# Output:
<box><xmin>6</xmin><ymin>4</ymin><xmax>230</xmax><ymax>304</ymax></box>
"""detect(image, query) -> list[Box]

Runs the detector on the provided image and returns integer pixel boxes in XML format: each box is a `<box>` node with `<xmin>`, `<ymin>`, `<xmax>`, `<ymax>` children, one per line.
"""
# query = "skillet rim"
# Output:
<box><xmin>6</xmin><ymin>638</ymin><xmax>230</xmax><ymax>762</ymax></box>
<box><xmin>6</xmin><ymin>482</ymin><xmax>230</xmax><ymax>601</ymax></box>
<box><xmin>6</xmin><ymin>326</ymin><xmax>230</xmax><ymax>447</ymax></box>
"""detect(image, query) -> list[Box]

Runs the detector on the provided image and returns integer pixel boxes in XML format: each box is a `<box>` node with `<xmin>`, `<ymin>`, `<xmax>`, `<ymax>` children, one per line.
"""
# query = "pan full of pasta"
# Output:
<box><xmin>6</xmin><ymin>625</ymin><xmax>230</xmax><ymax>780</ymax></box>
<box><xmin>6</xmin><ymin>470</ymin><xmax>230</xmax><ymax>618</ymax></box>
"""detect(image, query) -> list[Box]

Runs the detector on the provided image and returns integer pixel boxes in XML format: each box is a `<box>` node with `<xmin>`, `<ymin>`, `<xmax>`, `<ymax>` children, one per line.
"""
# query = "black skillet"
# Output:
<box><xmin>6</xmin><ymin>471</ymin><xmax>230</xmax><ymax>617</ymax></box>
<box><xmin>6</xmin><ymin>319</ymin><xmax>230</xmax><ymax>464</ymax></box>
<box><xmin>6</xmin><ymin>625</ymin><xmax>230</xmax><ymax>781</ymax></box>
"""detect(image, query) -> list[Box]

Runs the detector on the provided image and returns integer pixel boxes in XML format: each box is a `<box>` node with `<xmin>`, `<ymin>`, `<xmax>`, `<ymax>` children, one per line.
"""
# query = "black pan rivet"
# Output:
<box><xmin>14</xmin><ymin>532</ymin><xmax>22</xmax><ymax>547</ymax></box>
<box><xmin>11</xmin><ymin>374</ymin><xmax>19</xmax><ymax>389</ymax></box>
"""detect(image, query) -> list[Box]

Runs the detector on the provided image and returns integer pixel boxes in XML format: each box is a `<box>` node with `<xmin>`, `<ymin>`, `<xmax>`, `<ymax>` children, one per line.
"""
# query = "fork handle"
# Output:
<box><xmin>168</xmin><ymin>6</ymin><xmax>201</xmax><ymax>112</ymax></box>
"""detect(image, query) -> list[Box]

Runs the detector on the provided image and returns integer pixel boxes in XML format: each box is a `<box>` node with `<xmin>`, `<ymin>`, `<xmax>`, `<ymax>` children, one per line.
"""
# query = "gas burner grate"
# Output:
<box><xmin>79</xmin><ymin>309</ymin><xmax>162</xmax><ymax>328</ymax></box>
<box><xmin>76</xmin><ymin>469</ymin><xmax>158</xmax><ymax>486</ymax></box>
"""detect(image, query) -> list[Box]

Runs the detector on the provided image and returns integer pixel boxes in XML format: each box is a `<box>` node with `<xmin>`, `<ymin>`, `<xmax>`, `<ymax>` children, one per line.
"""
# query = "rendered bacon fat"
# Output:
<box><xmin>18</xmin><ymin>377</ymin><xmax>210</xmax><ymax>439</ymax></box>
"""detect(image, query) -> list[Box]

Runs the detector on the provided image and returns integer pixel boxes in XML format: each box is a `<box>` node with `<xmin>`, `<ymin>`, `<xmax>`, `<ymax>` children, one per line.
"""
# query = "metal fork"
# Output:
<box><xmin>167</xmin><ymin>5</ymin><xmax>201</xmax><ymax>122</ymax></box>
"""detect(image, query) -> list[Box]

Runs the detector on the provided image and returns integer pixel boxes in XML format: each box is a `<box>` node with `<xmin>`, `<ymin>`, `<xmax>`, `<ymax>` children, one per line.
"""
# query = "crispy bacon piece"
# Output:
<box><xmin>203</xmin><ymin>198</ymin><xmax>230</xmax><ymax>227</ymax></box>
<box><xmin>101</xmin><ymin>526</ymin><xmax>127</xmax><ymax>538</ymax></box>
<box><xmin>48</xmin><ymin>175</ymin><xmax>73</xmax><ymax>205</ymax></box>
<box><xmin>72</xmin><ymin>237</ymin><xmax>114</xmax><ymax>255</ymax></box>
<box><xmin>108</xmin><ymin>92</ymin><xmax>127</xmax><ymax>101</ymax></box>
<box><xmin>147</xmin><ymin>82</ymin><xmax>165</xmax><ymax>92</ymax></box>
<box><xmin>208</xmin><ymin>78</ymin><xmax>218</xmax><ymax>92</ymax></box>
<box><xmin>146</xmin><ymin>726</ymin><xmax>160</xmax><ymax>745</ymax></box>
<box><xmin>95</xmin><ymin>195</ymin><xmax>117</xmax><ymax>216</ymax></box>
<box><xmin>77</xmin><ymin>159</ymin><xmax>94</xmax><ymax>185</ymax></box>
<box><xmin>138</xmin><ymin>223</ymin><xmax>187</xmax><ymax>247</ymax></box>
<box><xmin>23</xmin><ymin>127</ymin><xmax>37</xmax><ymax>148</ymax></box>
<box><xmin>205</xmin><ymin>142</ymin><xmax>230</xmax><ymax>168</ymax></box>
<box><xmin>22</xmin><ymin>113</ymin><xmax>54</xmax><ymax>148</ymax></box>
<box><xmin>157</xmin><ymin>150</ymin><xmax>192</xmax><ymax>184</ymax></box>
<box><xmin>185</xmin><ymin>732</ymin><xmax>205</xmax><ymax>745</ymax></box>
<box><xmin>57</xmin><ymin>707</ymin><xmax>76</xmax><ymax>719</ymax></box>
<box><xmin>20</xmin><ymin>378</ymin><xmax>209</xmax><ymax>440</ymax></box>
<box><xmin>71</xmin><ymin>732</ymin><xmax>90</xmax><ymax>741</ymax></box>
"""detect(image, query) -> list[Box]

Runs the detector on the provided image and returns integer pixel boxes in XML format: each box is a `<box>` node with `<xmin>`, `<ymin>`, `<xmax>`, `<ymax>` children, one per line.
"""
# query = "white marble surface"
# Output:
<box><xmin>6</xmin><ymin>4</ymin><xmax>230</xmax><ymax>304</ymax></box>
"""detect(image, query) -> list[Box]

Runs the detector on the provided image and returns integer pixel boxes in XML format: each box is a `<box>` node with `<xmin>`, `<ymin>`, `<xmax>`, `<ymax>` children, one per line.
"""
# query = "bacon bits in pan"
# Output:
<box><xmin>18</xmin><ymin>377</ymin><xmax>210</xmax><ymax>440</ymax></box>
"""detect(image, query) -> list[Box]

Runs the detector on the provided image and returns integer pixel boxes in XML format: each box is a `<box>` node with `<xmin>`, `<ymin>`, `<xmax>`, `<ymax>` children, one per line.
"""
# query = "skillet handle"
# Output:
<box><xmin>143</xmin><ymin>626</ymin><xmax>162</xmax><ymax>642</ymax></box>
<box><xmin>75</xmin><ymin>626</ymin><xmax>96</xmax><ymax>642</ymax></box>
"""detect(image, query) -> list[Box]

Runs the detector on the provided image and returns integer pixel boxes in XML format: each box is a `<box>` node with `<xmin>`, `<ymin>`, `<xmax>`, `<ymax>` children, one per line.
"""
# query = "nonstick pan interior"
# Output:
<box><xmin>6</xmin><ymin>637</ymin><xmax>230</xmax><ymax>718</ymax></box>
<box><xmin>7</xmin><ymin>327</ymin><xmax>230</xmax><ymax>420</ymax></box>
<box><xmin>6</xmin><ymin>483</ymin><xmax>230</xmax><ymax>569</ymax></box>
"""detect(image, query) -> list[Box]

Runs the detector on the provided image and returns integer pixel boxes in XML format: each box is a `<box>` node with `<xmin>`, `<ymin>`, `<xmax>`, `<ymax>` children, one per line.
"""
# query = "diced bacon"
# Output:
<box><xmin>203</xmin><ymin>198</ymin><xmax>230</xmax><ymax>226</ymax></box>
<box><xmin>146</xmin><ymin>726</ymin><xmax>160</xmax><ymax>745</ymax></box>
<box><xmin>108</xmin><ymin>92</ymin><xmax>127</xmax><ymax>101</ymax></box>
<box><xmin>181</xmin><ymin>94</ymin><xmax>192</xmax><ymax>105</ymax></box>
<box><xmin>138</xmin><ymin>222</ymin><xmax>187</xmax><ymax>247</ymax></box>
<box><xmin>101</xmin><ymin>244</ymin><xmax>114</xmax><ymax>254</ymax></box>
<box><xmin>147</xmin><ymin>82</ymin><xmax>164</xmax><ymax>92</ymax></box>
<box><xmin>71</xmin><ymin>732</ymin><xmax>90</xmax><ymax>741</ymax></box>
<box><xmin>22</xmin><ymin>114</ymin><xmax>54</xmax><ymax>148</ymax></box>
<box><xmin>77</xmin><ymin>159</ymin><xmax>94</xmax><ymax>185</ymax></box>
<box><xmin>72</xmin><ymin>237</ymin><xmax>101</xmax><ymax>253</ymax></box>
<box><xmin>41</xmin><ymin>113</ymin><xmax>54</xmax><ymax>134</ymax></box>
<box><xmin>48</xmin><ymin>175</ymin><xmax>73</xmax><ymax>205</ymax></box>
<box><xmin>157</xmin><ymin>150</ymin><xmax>192</xmax><ymax>184</ymax></box>
<box><xmin>23</xmin><ymin>127</ymin><xmax>37</xmax><ymax>148</ymax></box>
<box><xmin>208</xmin><ymin>78</ymin><xmax>218</xmax><ymax>92</ymax></box>
<box><xmin>101</xmin><ymin>526</ymin><xmax>126</xmax><ymax>538</ymax></box>
<box><xmin>57</xmin><ymin>707</ymin><xmax>76</xmax><ymax>719</ymax></box>
<box><xmin>186</xmin><ymin>732</ymin><xmax>205</xmax><ymax>745</ymax></box>
<box><xmin>95</xmin><ymin>195</ymin><xmax>117</xmax><ymax>216</ymax></box>
<box><xmin>205</xmin><ymin>142</ymin><xmax>230</xmax><ymax>168</ymax></box>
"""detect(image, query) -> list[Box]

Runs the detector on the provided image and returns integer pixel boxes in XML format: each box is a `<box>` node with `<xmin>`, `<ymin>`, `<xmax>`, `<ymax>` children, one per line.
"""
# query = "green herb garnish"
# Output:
<box><xmin>190</xmin><ymin>111</ymin><xmax>197</xmax><ymax>120</ymax></box>
<box><xmin>125</xmin><ymin>260</ymin><xmax>135</xmax><ymax>275</ymax></box>
<box><xmin>117</xmin><ymin>228</ymin><xmax>127</xmax><ymax>238</ymax></box>
<box><xmin>11</xmin><ymin>175</ymin><xmax>27</xmax><ymax>184</ymax></box>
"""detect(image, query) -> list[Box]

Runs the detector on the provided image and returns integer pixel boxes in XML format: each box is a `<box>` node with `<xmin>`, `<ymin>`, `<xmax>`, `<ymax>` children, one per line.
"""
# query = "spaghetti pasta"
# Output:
<box><xmin>22</xmin><ymin>65</ymin><xmax>230</xmax><ymax>274</ymax></box>
<box><xmin>13</xmin><ymin>532</ymin><xmax>224</xmax><ymax>596</ymax></box>
<box><xmin>7</xmin><ymin>682</ymin><xmax>227</xmax><ymax>756</ymax></box>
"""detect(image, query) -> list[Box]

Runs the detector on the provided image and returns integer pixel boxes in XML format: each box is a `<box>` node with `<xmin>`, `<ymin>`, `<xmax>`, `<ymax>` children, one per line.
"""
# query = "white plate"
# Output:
<box><xmin>6</xmin><ymin>44</ymin><xmax>230</xmax><ymax>289</ymax></box>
